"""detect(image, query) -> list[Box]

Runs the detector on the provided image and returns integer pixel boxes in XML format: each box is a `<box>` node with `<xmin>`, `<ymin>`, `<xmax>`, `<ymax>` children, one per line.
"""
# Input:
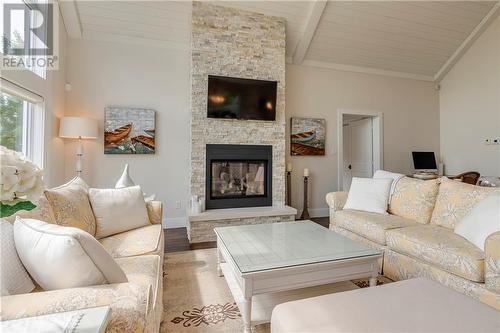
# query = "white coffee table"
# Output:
<box><xmin>214</xmin><ymin>220</ymin><xmax>381</xmax><ymax>333</ymax></box>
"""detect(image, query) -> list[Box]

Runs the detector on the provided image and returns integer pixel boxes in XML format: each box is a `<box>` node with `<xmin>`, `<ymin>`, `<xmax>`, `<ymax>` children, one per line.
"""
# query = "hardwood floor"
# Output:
<box><xmin>164</xmin><ymin>217</ymin><xmax>329</xmax><ymax>253</ymax></box>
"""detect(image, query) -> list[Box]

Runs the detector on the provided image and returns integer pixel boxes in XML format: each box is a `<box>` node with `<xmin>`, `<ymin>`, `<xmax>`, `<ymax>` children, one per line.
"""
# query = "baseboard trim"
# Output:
<box><xmin>299</xmin><ymin>207</ymin><xmax>329</xmax><ymax>218</ymax></box>
<box><xmin>163</xmin><ymin>217</ymin><xmax>187</xmax><ymax>229</ymax></box>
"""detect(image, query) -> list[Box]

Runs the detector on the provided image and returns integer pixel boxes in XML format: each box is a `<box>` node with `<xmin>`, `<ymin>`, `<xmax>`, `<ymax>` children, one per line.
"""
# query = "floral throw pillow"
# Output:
<box><xmin>430</xmin><ymin>177</ymin><xmax>495</xmax><ymax>229</ymax></box>
<box><xmin>44</xmin><ymin>177</ymin><xmax>96</xmax><ymax>235</ymax></box>
<box><xmin>389</xmin><ymin>177</ymin><xmax>440</xmax><ymax>224</ymax></box>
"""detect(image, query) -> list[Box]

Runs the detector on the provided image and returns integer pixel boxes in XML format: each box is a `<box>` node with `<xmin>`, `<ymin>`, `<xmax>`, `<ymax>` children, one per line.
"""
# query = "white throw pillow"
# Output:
<box><xmin>373</xmin><ymin>169</ymin><xmax>404</xmax><ymax>195</ymax></box>
<box><xmin>0</xmin><ymin>219</ymin><xmax>35</xmax><ymax>296</ymax></box>
<box><xmin>89</xmin><ymin>186</ymin><xmax>150</xmax><ymax>239</ymax></box>
<box><xmin>454</xmin><ymin>191</ymin><xmax>500</xmax><ymax>251</ymax></box>
<box><xmin>14</xmin><ymin>217</ymin><xmax>127</xmax><ymax>291</ymax></box>
<box><xmin>343</xmin><ymin>177</ymin><xmax>393</xmax><ymax>215</ymax></box>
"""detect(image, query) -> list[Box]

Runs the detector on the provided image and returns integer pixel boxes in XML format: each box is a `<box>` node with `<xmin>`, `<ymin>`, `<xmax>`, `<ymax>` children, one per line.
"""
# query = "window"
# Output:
<box><xmin>0</xmin><ymin>78</ymin><xmax>44</xmax><ymax>167</ymax></box>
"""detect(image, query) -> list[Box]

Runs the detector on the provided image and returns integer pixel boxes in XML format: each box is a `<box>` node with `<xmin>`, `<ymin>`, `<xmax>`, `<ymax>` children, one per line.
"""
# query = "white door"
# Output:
<box><xmin>343</xmin><ymin>117</ymin><xmax>374</xmax><ymax>190</ymax></box>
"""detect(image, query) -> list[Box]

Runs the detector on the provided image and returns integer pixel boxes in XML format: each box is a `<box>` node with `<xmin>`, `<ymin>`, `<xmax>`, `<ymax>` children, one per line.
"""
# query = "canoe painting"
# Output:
<box><xmin>290</xmin><ymin>130</ymin><xmax>316</xmax><ymax>143</ymax></box>
<box><xmin>290</xmin><ymin>118</ymin><xmax>326</xmax><ymax>156</ymax></box>
<box><xmin>104</xmin><ymin>106</ymin><xmax>156</xmax><ymax>154</ymax></box>
<box><xmin>131</xmin><ymin>135</ymin><xmax>155</xmax><ymax>150</ymax></box>
<box><xmin>105</xmin><ymin>123</ymin><xmax>132</xmax><ymax>145</ymax></box>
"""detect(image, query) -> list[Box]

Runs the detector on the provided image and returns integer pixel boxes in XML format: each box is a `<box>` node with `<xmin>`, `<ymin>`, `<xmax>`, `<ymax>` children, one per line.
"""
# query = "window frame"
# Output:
<box><xmin>1</xmin><ymin>79</ymin><xmax>45</xmax><ymax>168</ymax></box>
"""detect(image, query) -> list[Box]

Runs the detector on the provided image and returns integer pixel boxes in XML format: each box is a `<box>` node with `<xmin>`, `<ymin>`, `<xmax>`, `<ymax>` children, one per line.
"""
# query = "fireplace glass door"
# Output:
<box><xmin>211</xmin><ymin>160</ymin><xmax>267</xmax><ymax>199</ymax></box>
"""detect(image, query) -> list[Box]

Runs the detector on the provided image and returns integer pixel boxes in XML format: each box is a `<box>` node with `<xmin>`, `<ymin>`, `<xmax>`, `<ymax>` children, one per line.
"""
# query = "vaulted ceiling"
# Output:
<box><xmin>60</xmin><ymin>1</ymin><xmax>499</xmax><ymax>82</ymax></box>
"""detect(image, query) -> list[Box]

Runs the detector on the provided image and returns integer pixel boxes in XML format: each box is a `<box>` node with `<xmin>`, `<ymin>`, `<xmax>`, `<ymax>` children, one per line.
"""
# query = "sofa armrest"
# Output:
<box><xmin>326</xmin><ymin>192</ymin><xmax>348</xmax><ymax>211</ymax></box>
<box><xmin>1</xmin><ymin>282</ymin><xmax>153</xmax><ymax>333</ymax></box>
<box><xmin>485</xmin><ymin>231</ymin><xmax>500</xmax><ymax>293</ymax></box>
<box><xmin>146</xmin><ymin>201</ymin><xmax>163</xmax><ymax>225</ymax></box>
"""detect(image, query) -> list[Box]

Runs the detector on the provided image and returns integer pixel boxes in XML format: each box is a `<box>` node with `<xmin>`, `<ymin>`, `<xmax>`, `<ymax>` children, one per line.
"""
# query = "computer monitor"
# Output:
<box><xmin>412</xmin><ymin>152</ymin><xmax>437</xmax><ymax>172</ymax></box>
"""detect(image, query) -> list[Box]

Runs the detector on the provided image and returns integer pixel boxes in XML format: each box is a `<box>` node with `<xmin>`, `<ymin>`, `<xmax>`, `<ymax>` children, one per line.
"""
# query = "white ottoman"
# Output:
<box><xmin>271</xmin><ymin>278</ymin><xmax>499</xmax><ymax>333</ymax></box>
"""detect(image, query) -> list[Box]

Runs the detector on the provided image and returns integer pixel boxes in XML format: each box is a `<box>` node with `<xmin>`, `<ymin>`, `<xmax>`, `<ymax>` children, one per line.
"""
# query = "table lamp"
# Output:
<box><xmin>59</xmin><ymin>117</ymin><xmax>98</xmax><ymax>177</ymax></box>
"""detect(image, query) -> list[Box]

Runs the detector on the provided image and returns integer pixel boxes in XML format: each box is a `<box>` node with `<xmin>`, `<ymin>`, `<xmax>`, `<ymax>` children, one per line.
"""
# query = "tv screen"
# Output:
<box><xmin>207</xmin><ymin>75</ymin><xmax>277</xmax><ymax>121</ymax></box>
<box><xmin>412</xmin><ymin>152</ymin><xmax>437</xmax><ymax>170</ymax></box>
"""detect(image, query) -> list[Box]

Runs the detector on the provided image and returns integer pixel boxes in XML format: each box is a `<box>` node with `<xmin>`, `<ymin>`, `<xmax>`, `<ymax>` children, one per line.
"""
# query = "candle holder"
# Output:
<box><xmin>286</xmin><ymin>171</ymin><xmax>292</xmax><ymax>206</ymax></box>
<box><xmin>300</xmin><ymin>175</ymin><xmax>310</xmax><ymax>220</ymax></box>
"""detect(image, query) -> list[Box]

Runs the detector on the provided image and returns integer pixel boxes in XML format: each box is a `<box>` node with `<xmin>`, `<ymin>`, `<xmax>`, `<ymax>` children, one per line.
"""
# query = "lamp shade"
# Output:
<box><xmin>59</xmin><ymin>117</ymin><xmax>98</xmax><ymax>139</ymax></box>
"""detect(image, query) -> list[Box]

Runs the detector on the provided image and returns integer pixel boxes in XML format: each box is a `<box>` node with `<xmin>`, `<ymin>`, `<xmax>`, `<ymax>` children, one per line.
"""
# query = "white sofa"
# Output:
<box><xmin>1</xmin><ymin>197</ymin><xmax>165</xmax><ymax>333</ymax></box>
<box><xmin>326</xmin><ymin>176</ymin><xmax>500</xmax><ymax>310</ymax></box>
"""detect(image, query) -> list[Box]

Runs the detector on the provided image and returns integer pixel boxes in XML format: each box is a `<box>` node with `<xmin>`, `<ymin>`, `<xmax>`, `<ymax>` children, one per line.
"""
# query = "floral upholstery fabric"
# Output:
<box><xmin>386</xmin><ymin>225</ymin><xmax>485</xmax><ymax>282</ymax></box>
<box><xmin>334</xmin><ymin>210</ymin><xmax>417</xmax><ymax>245</ymax></box>
<box><xmin>0</xmin><ymin>282</ymin><xmax>153</xmax><ymax>333</ymax></box>
<box><xmin>485</xmin><ymin>231</ymin><xmax>500</xmax><ymax>293</ymax></box>
<box><xmin>100</xmin><ymin>224</ymin><xmax>164</xmax><ymax>259</ymax></box>
<box><xmin>116</xmin><ymin>255</ymin><xmax>161</xmax><ymax>316</ymax></box>
<box><xmin>430</xmin><ymin>177</ymin><xmax>494</xmax><ymax>229</ymax></box>
<box><xmin>330</xmin><ymin>224</ymin><xmax>384</xmax><ymax>272</ymax></box>
<box><xmin>384</xmin><ymin>249</ymin><xmax>500</xmax><ymax>311</ymax></box>
<box><xmin>44</xmin><ymin>177</ymin><xmax>96</xmax><ymax>235</ymax></box>
<box><xmin>146</xmin><ymin>201</ymin><xmax>163</xmax><ymax>225</ymax></box>
<box><xmin>389</xmin><ymin>177</ymin><xmax>439</xmax><ymax>224</ymax></box>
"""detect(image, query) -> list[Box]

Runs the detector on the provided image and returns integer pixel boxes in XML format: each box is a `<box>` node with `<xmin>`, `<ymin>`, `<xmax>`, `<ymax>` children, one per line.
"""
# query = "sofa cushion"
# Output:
<box><xmin>44</xmin><ymin>177</ymin><xmax>96</xmax><ymax>235</ymax></box>
<box><xmin>89</xmin><ymin>186</ymin><xmax>150</xmax><ymax>239</ymax></box>
<box><xmin>14</xmin><ymin>218</ymin><xmax>128</xmax><ymax>291</ymax></box>
<box><xmin>335</xmin><ymin>210</ymin><xmax>417</xmax><ymax>245</ymax></box>
<box><xmin>386</xmin><ymin>225</ymin><xmax>485</xmax><ymax>282</ymax></box>
<box><xmin>430</xmin><ymin>177</ymin><xmax>494</xmax><ymax>229</ymax></box>
<box><xmin>99</xmin><ymin>224</ymin><xmax>163</xmax><ymax>258</ymax></box>
<box><xmin>389</xmin><ymin>177</ymin><xmax>439</xmax><ymax>224</ymax></box>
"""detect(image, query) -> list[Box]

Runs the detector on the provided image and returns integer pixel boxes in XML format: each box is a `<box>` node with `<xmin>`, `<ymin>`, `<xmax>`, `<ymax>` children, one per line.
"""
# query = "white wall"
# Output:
<box><xmin>286</xmin><ymin>65</ymin><xmax>440</xmax><ymax>216</ymax></box>
<box><xmin>2</xmin><ymin>10</ymin><xmax>67</xmax><ymax>188</ymax></box>
<box><xmin>65</xmin><ymin>38</ymin><xmax>190</xmax><ymax>228</ymax></box>
<box><xmin>439</xmin><ymin>15</ymin><xmax>500</xmax><ymax>177</ymax></box>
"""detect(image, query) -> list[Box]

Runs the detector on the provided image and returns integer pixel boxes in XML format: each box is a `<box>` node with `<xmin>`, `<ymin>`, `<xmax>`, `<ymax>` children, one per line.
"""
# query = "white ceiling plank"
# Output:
<box><xmin>59</xmin><ymin>0</ymin><xmax>82</xmax><ymax>38</ymax></box>
<box><xmin>292</xmin><ymin>0</ymin><xmax>327</xmax><ymax>64</ymax></box>
<box><xmin>435</xmin><ymin>2</ymin><xmax>500</xmax><ymax>82</ymax></box>
<box><xmin>69</xmin><ymin>0</ymin><xmax>497</xmax><ymax>80</ymax></box>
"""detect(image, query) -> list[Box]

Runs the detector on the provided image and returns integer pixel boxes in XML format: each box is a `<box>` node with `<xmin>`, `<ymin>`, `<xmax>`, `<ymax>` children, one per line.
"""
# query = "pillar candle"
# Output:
<box><xmin>304</xmin><ymin>168</ymin><xmax>309</xmax><ymax>177</ymax></box>
<box><xmin>287</xmin><ymin>163</ymin><xmax>293</xmax><ymax>172</ymax></box>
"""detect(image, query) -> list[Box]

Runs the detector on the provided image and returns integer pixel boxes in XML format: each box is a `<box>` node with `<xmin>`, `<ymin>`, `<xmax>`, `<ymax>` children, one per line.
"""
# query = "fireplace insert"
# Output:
<box><xmin>206</xmin><ymin>144</ymin><xmax>272</xmax><ymax>209</ymax></box>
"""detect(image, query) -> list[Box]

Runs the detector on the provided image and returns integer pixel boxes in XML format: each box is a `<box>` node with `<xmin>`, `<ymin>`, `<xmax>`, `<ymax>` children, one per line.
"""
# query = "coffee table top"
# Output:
<box><xmin>214</xmin><ymin>220</ymin><xmax>380</xmax><ymax>274</ymax></box>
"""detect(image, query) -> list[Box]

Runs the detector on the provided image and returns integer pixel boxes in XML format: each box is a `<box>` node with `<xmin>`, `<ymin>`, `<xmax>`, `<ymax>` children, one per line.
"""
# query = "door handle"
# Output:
<box><xmin>348</xmin><ymin>164</ymin><xmax>352</xmax><ymax>170</ymax></box>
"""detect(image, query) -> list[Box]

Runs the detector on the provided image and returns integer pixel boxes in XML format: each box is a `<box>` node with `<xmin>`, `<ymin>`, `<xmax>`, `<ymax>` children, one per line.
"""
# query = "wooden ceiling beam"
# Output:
<box><xmin>58</xmin><ymin>0</ymin><xmax>83</xmax><ymax>38</ymax></box>
<box><xmin>292</xmin><ymin>0</ymin><xmax>327</xmax><ymax>65</ymax></box>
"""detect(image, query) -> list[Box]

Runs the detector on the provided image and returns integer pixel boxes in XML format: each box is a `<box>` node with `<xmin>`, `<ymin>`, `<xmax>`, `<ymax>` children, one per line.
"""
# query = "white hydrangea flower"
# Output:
<box><xmin>0</xmin><ymin>145</ymin><xmax>45</xmax><ymax>203</ymax></box>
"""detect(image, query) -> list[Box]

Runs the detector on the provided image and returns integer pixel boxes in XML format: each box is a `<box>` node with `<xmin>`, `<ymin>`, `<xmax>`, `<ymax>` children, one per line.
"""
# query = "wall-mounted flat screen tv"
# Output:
<box><xmin>207</xmin><ymin>75</ymin><xmax>277</xmax><ymax>121</ymax></box>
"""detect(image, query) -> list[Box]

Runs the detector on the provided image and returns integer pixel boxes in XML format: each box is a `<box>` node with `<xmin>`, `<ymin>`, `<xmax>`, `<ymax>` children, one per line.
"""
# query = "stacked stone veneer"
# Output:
<box><xmin>188</xmin><ymin>215</ymin><xmax>295</xmax><ymax>243</ymax></box>
<box><xmin>190</xmin><ymin>2</ymin><xmax>287</xmax><ymax>206</ymax></box>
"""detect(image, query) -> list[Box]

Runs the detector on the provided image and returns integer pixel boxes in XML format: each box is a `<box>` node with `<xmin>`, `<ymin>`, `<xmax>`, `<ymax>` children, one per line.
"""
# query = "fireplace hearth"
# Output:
<box><xmin>206</xmin><ymin>144</ymin><xmax>272</xmax><ymax>209</ymax></box>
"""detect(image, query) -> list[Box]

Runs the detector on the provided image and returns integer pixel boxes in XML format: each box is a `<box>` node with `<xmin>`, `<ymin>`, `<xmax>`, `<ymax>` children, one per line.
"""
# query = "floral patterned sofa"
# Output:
<box><xmin>1</xmin><ymin>196</ymin><xmax>165</xmax><ymax>333</ymax></box>
<box><xmin>326</xmin><ymin>176</ymin><xmax>500</xmax><ymax>310</ymax></box>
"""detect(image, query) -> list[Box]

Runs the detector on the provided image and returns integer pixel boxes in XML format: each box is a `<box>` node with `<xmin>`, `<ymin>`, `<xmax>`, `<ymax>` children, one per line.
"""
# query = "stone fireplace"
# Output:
<box><xmin>206</xmin><ymin>144</ymin><xmax>272</xmax><ymax>209</ymax></box>
<box><xmin>187</xmin><ymin>2</ymin><xmax>296</xmax><ymax>243</ymax></box>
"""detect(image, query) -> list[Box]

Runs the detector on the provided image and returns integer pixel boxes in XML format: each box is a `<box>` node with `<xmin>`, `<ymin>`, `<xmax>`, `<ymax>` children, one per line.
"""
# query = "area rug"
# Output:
<box><xmin>160</xmin><ymin>248</ymin><xmax>391</xmax><ymax>333</ymax></box>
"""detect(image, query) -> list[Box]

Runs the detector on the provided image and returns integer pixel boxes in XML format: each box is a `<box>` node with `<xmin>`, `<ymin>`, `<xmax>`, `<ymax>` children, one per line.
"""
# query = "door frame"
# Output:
<box><xmin>337</xmin><ymin>109</ymin><xmax>384</xmax><ymax>191</ymax></box>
